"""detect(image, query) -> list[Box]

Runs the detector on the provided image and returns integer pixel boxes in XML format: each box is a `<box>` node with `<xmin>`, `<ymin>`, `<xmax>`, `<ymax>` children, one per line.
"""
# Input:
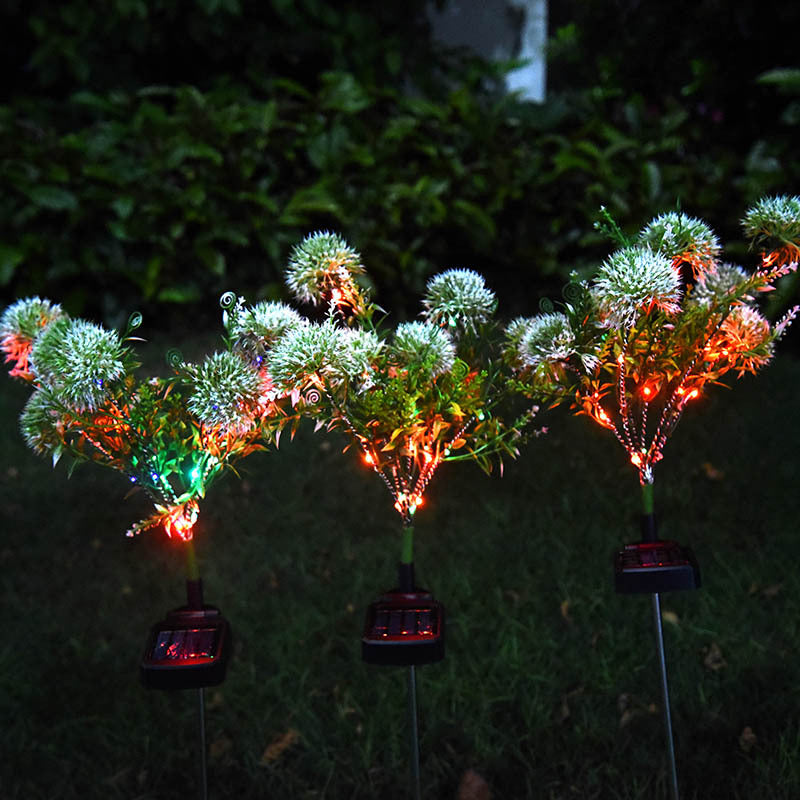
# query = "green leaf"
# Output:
<box><xmin>166</xmin><ymin>142</ymin><xmax>223</xmax><ymax>169</ymax></box>
<box><xmin>111</xmin><ymin>196</ymin><xmax>135</xmax><ymax>218</ymax></box>
<box><xmin>0</xmin><ymin>244</ymin><xmax>24</xmax><ymax>285</ymax></box>
<box><xmin>157</xmin><ymin>285</ymin><xmax>203</xmax><ymax>303</ymax></box>
<box><xmin>319</xmin><ymin>71</ymin><xmax>372</xmax><ymax>113</ymax></box>
<box><xmin>452</xmin><ymin>199</ymin><xmax>496</xmax><ymax>239</ymax></box>
<box><xmin>279</xmin><ymin>183</ymin><xmax>342</xmax><ymax>225</ymax></box>
<box><xmin>26</xmin><ymin>185</ymin><xmax>78</xmax><ymax>211</ymax></box>
<box><xmin>194</xmin><ymin>244</ymin><xmax>226</xmax><ymax>276</ymax></box>
<box><xmin>641</xmin><ymin>161</ymin><xmax>662</xmax><ymax>204</ymax></box>
<box><xmin>185</xmin><ymin>184</ymin><xmax>207</xmax><ymax>207</ymax></box>
<box><xmin>757</xmin><ymin>68</ymin><xmax>800</xmax><ymax>93</ymax></box>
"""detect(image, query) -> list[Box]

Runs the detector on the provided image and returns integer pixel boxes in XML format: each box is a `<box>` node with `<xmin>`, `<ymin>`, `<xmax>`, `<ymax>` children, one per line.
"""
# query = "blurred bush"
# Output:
<box><xmin>1</xmin><ymin>0</ymin><xmax>798</xmax><ymax>325</ymax></box>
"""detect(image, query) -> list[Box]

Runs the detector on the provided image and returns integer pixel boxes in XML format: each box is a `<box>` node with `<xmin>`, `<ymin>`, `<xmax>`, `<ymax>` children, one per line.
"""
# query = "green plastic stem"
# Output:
<box><xmin>641</xmin><ymin>482</ymin><xmax>654</xmax><ymax>516</ymax></box>
<box><xmin>401</xmin><ymin>524</ymin><xmax>414</xmax><ymax>565</ymax></box>
<box><xmin>185</xmin><ymin>539</ymin><xmax>200</xmax><ymax>582</ymax></box>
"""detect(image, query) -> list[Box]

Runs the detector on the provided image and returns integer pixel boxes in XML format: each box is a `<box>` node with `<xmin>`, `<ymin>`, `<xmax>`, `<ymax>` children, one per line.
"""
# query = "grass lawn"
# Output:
<box><xmin>1</xmin><ymin>333</ymin><xmax>799</xmax><ymax>799</ymax></box>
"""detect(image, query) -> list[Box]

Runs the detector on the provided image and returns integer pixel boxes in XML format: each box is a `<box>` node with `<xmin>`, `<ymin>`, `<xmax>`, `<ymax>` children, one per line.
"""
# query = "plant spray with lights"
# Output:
<box><xmin>228</xmin><ymin>231</ymin><xmax>533</xmax><ymax>800</ymax></box>
<box><xmin>505</xmin><ymin>196</ymin><xmax>800</xmax><ymax>800</ymax></box>
<box><xmin>0</xmin><ymin>300</ymin><xmax>299</xmax><ymax>687</ymax></box>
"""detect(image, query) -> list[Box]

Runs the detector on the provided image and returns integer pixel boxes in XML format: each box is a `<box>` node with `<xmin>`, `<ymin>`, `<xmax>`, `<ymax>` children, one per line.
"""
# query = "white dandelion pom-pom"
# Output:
<box><xmin>742</xmin><ymin>195</ymin><xmax>800</xmax><ymax>263</ymax></box>
<box><xmin>228</xmin><ymin>300</ymin><xmax>303</xmax><ymax>346</ymax></box>
<box><xmin>187</xmin><ymin>351</ymin><xmax>263</xmax><ymax>434</ymax></box>
<box><xmin>285</xmin><ymin>231</ymin><xmax>365</xmax><ymax>306</ymax></box>
<box><xmin>742</xmin><ymin>195</ymin><xmax>800</xmax><ymax>238</ymax></box>
<box><xmin>327</xmin><ymin>328</ymin><xmax>383</xmax><ymax>386</ymax></box>
<box><xmin>0</xmin><ymin>296</ymin><xmax>67</xmax><ymax>346</ymax></box>
<box><xmin>504</xmin><ymin>317</ymin><xmax>532</xmax><ymax>350</ymax></box>
<box><xmin>19</xmin><ymin>387</ymin><xmax>63</xmax><ymax>457</ymax></box>
<box><xmin>688</xmin><ymin>262</ymin><xmax>749</xmax><ymax>307</ymax></box>
<box><xmin>638</xmin><ymin>212</ymin><xmax>720</xmax><ymax>274</ymax></box>
<box><xmin>267</xmin><ymin>319</ymin><xmax>343</xmax><ymax>392</ymax></box>
<box><xmin>592</xmin><ymin>246</ymin><xmax>682</xmax><ymax>328</ymax></box>
<box><xmin>391</xmin><ymin>321</ymin><xmax>456</xmax><ymax>378</ymax></box>
<box><xmin>515</xmin><ymin>313</ymin><xmax>577</xmax><ymax>367</ymax></box>
<box><xmin>29</xmin><ymin>318</ymin><xmax>127</xmax><ymax>411</ymax></box>
<box><xmin>422</xmin><ymin>269</ymin><xmax>497</xmax><ymax>331</ymax></box>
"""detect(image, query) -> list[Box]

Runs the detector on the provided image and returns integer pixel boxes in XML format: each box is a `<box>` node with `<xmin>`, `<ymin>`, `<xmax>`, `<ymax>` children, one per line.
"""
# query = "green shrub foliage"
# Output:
<box><xmin>1</xmin><ymin>1</ymin><xmax>798</xmax><ymax>323</ymax></box>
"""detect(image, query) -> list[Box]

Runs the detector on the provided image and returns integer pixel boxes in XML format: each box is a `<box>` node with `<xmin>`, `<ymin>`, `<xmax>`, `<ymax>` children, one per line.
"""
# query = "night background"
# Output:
<box><xmin>1</xmin><ymin>1</ymin><xmax>800</xmax><ymax>798</ymax></box>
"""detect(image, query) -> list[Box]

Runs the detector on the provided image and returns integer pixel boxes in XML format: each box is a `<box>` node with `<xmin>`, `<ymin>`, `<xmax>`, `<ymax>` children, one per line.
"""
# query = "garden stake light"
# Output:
<box><xmin>0</xmin><ymin>298</ymin><xmax>298</xmax><ymax>800</ymax></box>
<box><xmin>238</xmin><ymin>233</ymin><xmax>533</xmax><ymax>800</ymax></box>
<box><xmin>507</xmin><ymin>198</ymin><xmax>800</xmax><ymax>800</ymax></box>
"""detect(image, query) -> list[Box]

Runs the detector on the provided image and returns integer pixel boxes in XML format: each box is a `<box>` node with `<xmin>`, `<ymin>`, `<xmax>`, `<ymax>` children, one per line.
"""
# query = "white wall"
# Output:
<box><xmin>428</xmin><ymin>0</ymin><xmax>548</xmax><ymax>102</ymax></box>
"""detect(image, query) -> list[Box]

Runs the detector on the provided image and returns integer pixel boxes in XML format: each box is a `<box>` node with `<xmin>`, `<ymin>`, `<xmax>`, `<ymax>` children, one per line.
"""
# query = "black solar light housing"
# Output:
<box><xmin>614</xmin><ymin>511</ymin><xmax>700</xmax><ymax>595</ymax></box>
<box><xmin>362</xmin><ymin>561</ymin><xmax>445</xmax><ymax>666</ymax></box>
<box><xmin>141</xmin><ymin>579</ymin><xmax>231</xmax><ymax>690</ymax></box>
<box><xmin>362</xmin><ymin>588</ymin><xmax>444</xmax><ymax>666</ymax></box>
<box><xmin>615</xmin><ymin>539</ymin><xmax>701</xmax><ymax>594</ymax></box>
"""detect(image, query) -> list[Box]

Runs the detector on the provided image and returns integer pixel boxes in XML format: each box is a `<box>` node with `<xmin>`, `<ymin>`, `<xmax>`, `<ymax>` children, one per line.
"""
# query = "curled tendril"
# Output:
<box><xmin>165</xmin><ymin>348</ymin><xmax>184</xmax><ymax>371</ymax></box>
<box><xmin>562</xmin><ymin>281</ymin><xmax>583</xmax><ymax>304</ymax></box>
<box><xmin>538</xmin><ymin>297</ymin><xmax>555</xmax><ymax>314</ymax></box>
<box><xmin>303</xmin><ymin>387</ymin><xmax>322</xmax><ymax>405</ymax></box>
<box><xmin>219</xmin><ymin>291</ymin><xmax>237</xmax><ymax>310</ymax></box>
<box><xmin>451</xmin><ymin>359</ymin><xmax>468</xmax><ymax>381</ymax></box>
<box><xmin>123</xmin><ymin>311</ymin><xmax>143</xmax><ymax>339</ymax></box>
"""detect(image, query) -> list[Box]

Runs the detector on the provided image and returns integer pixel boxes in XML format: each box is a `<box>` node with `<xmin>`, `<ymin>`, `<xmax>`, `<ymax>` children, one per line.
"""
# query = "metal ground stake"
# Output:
<box><xmin>613</xmin><ymin>483</ymin><xmax>700</xmax><ymax>800</ymax></box>
<box><xmin>406</xmin><ymin>665</ymin><xmax>422</xmax><ymax>800</ymax></box>
<box><xmin>197</xmin><ymin>687</ymin><xmax>208</xmax><ymax>800</ymax></box>
<box><xmin>651</xmin><ymin>592</ymin><xmax>679</xmax><ymax>800</ymax></box>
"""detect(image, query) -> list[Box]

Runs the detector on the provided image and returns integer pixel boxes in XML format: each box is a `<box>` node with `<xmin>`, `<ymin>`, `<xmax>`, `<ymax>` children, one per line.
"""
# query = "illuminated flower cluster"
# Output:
<box><xmin>510</xmin><ymin>197</ymin><xmax>799</xmax><ymax>486</ymax></box>
<box><xmin>422</xmin><ymin>269</ymin><xmax>497</xmax><ymax>333</ymax></box>
<box><xmin>262</xmin><ymin>232</ymin><xmax>528</xmax><ymax>528</ymax></box>
<box><xmin>3</xmin><ymin>301</ymin><xmax>295</xmax><ymax>542</ymax></box>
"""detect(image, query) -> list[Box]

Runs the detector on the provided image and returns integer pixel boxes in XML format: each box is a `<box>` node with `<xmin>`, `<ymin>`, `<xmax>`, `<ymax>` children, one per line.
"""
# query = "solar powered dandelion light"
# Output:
<box><xmin>507</xmin><ymin>197</ymin><xmax>800</xmax><ymax>800</ymax></box>
<box><xmin>259</xmin><ymin>233</ymin><xmax>530</xmax><ymax>800</ymax></box>
<box><xmin>0</xmin><ymin>298</ymin><xmax>298</xmax><ymax>799</ymax></box>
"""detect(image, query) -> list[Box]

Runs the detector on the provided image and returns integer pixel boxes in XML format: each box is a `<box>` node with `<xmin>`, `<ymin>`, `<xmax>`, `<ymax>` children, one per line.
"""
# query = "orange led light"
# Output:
<box><xmin>363</xmin><ymin>452</ymin><xmax>375</xmax><ymax>466</ymax></box>
<box><xmin>163</xmin><ymin>501</ymin><xmax>200</xmax><ymax>542</ymax></box>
